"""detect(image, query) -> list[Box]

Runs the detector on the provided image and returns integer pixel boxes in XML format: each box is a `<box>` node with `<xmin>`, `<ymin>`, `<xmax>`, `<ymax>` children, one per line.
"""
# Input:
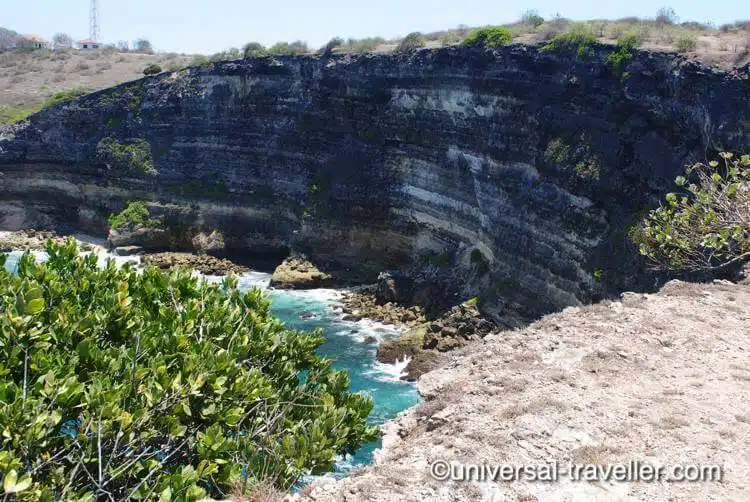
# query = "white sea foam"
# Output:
<box><xmin>369</xmin><ymin>357</ymin><xmax>411</xmax><ymax>383</ymax></box>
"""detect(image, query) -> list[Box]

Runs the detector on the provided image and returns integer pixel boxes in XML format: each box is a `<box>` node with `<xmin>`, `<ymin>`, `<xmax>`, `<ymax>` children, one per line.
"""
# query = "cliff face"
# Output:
<box><xmin>0</xmin><ymin>46</ymin><xmax>748</xmax><ymax>319</ymax></box>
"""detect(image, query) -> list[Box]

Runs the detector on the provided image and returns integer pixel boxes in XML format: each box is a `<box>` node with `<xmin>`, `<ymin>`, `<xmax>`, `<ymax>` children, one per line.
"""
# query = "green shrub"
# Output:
<box><xmin>142</xmin><ymin>63</ymin><xmax>162</xmax><ymax>75</ymax></box>
<box><xmin>395</xmin><ymin>32</ymin><xmax>426</xmax><ymax>53</ymax></box>
<box><xmin>675</xmin><ymin>31</ymin><xmax>696</xmax><ymax>52</ymax></box>
<box><xmin>0</xmin><ymin>239</ymin><xmax>377</xmax><ymax>498</ymax></box>
<box><xmin>630</xmin><ymin>153</ymin><xmax>750</xmax><ymax>270</ymax></box>
<box><xmin>607</xmin><ymin>33</ymin><xmax>641</xmax><ymax>73</ymax></box>
<box><xmin>545</xmin><ymin>137</ymin><xmax>570</xmax><ymax>164</ymax></box>
<box><xmin>463</xmin><ymin>26</ymin><xmax>513</xmax><ymax>49</ymax></box>
<box><xmin>541</xmin><ymin>25</ymin><xmax>598</xmax><ymax>57</ymax></box>
<box><xmin>96</xmin><ymin>136</ymin><xmax>156</xmax><ymax>175</ymax></box>
<box><xmin>242</xmin><ymin>42</ymin><xmax>267</xmax><ymax>58</ymax></box>
<box><xmin>107</xmin><ymin>200</ymin><xmax>160</xmax><ymax>230</ymax></box>
<box><xmin>267</xmin><ymin>41</ymin><xmax>309</xmax><ymax>56</ymax></box>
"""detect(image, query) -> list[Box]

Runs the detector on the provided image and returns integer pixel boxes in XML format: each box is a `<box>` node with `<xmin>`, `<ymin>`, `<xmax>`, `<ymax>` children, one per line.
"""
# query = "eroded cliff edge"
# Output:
<box><xmin>306</xmin><ymin>279</ymin><xmax>750</xmax><ymax>502</ymax></box>
<box><xmin>0</xmin><ymin>46</ymin><xmax>748</xmax><ymax>321</ymax></box>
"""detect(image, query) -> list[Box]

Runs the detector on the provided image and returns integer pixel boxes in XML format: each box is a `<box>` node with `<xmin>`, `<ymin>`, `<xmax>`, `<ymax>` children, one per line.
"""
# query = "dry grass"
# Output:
<box><xmin>500</xmin><ymin>397</ymin><xmax>566</xmax><ymax>419</ymax></box>
<box><xmin>0</xmin><ymin>49</ymin><xmax>191</xmax><ymax>111</ymax></box>
<box><xmin>569</xmin><ymin>444</ymin><xmax>622</xmax><ymax>464</ymax></box>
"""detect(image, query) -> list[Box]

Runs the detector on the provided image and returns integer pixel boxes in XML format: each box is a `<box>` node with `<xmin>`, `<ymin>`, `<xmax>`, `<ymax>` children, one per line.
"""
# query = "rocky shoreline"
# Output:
<box><xmin>0</xmin><ymin>229</ymin><xmax>94</xmax><ymax>252</ymax></box>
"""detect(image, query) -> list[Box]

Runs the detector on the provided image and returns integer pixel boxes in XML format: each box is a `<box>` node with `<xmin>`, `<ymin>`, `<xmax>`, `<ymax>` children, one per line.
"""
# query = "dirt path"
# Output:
<box><xmin>306</xmin><ymin>279</ymin><xmax>750</xmax><ymax>501</ymax></box>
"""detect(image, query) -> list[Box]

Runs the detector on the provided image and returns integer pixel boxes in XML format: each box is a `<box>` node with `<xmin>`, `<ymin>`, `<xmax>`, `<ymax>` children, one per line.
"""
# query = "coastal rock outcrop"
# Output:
<box><xmin>270</xmin><ymin>254</ymin><xmax>334</xmax><ymax>289</ymax></box>
<box><xmin>1</xmin><ymin>47</ymin><xmax>748</xmax><ymax>321</ymax></box>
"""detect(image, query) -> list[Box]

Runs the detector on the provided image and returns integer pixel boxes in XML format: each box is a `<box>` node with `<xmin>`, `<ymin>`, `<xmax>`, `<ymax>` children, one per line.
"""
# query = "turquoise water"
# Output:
<box><xmin>2</xmin><ymin>251</ymin><xmax>420</xmax><ymax>476</ymax></box>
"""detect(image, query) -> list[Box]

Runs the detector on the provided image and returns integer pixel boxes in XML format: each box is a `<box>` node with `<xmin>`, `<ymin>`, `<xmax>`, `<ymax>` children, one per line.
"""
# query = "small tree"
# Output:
<box><xmin>521</xmin><ymin>10</ymin><xmax>545</xmax><ymax>28</ymax></box>
<box><xmin>630</xmin><ymin>153</ymin><xmax>750</xmax><ymax>271</ymax></box>
<box><xmin>52</xmin><ymin>32</ymin><xmax>73</xmax><ymax>51</ymax></box>
<box><xmin>655</xmin><ymin>7</ymin><xmax>678</xmax><ymax>27</ymax></box>
<box><xmin>143</xmin><ymin>63</ymin><xmax>162</xmax><ymax>75</ymax></box>
<box><xmin>116</xmin><ymin>40</ymin><xmax>130</xmax><ymax>52</ymax></box>
<box><xmin>134</xmin><ymin>38</ymin><xmax>154</xmax><ymax>54</ymax></box>
<box><xmin>243</xmin><ymin>42</ymin><xmax>266</xmax><ymax>57</ymax></box>
<box><xmin>395</xmin><ymin>32</ymin><xmax>426</xmax><ymax>53</ymax></box>
<box><xmin>319</xmin><ymin>37</ymin><xmax>344</xmax><ymax>55</ymax></box>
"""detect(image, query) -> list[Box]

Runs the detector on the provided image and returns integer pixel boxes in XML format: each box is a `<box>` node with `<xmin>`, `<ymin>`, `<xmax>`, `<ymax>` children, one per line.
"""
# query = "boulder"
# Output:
<box><xmin>375</xmin><ymin>271</ymin><xmax>414</xmax><ymax>304</ymax></box>
<box><xmin>114</xmin><ymin>246</ymin><xmax>143</xmax><ymax>256</ymax></box>
<box><xmin>376</xmin><ymin>325</ymin><xmax>428</xmax><ymax>364</ymax></box>
<box><xmin>270</xmin><ymin>255</ymin><xmax>334</xmax><ymax>289</ymax></box>
<box><xmin>192</xmin><ymin>230</ymin><xmax>225</xmax><ymax>255</ymax></box>
<box><xmin>402</xmin><ymin>350</ymin><xmax>443</xmax><ymax>381</ymax></box>
<box><xmin>108</xmin><ymin>225</ymin><xmax>170</xmax><ymax>251</ymax></box>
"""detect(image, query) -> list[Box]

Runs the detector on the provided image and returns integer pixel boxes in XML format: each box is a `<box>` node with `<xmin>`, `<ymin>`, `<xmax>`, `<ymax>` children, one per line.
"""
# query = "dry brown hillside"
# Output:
<box><xmin>0</xmin><ymin>49</ymin><xmax>191</xmax><ymax>121</ymax></box>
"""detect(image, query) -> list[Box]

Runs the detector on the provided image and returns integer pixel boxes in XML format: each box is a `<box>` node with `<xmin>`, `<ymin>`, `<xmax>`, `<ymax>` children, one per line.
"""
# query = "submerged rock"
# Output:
<box><xmin>270</xmin><ymin>255</ymin><xmax>334</xmax><ymax>289</ymax></box>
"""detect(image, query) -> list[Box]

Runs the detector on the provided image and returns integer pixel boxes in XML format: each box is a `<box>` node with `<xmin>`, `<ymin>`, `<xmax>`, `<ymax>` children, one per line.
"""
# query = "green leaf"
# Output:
<box><xmin>24</xmin><ymin>298</ymin><xmax>45</xmax><ymax>315</ymax></box>
<box><xmin>77</xmin><ymin>339</ymin><xmax>90</xmax><ymax>360</ymax></box>
<box><xmin>158</xmin><ymin>487</ymin><xmax>172</xmax><ymax>502</ymax></box>
<box><xmin>3</xmin><ymin>469</ymin><xmax>32</xmax><ymax>493</ymax></box>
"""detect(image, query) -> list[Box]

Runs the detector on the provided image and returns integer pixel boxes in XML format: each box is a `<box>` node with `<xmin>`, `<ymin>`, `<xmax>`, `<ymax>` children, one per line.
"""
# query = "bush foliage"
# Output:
<box><xmin>607</xmin><ymin>33</ymin><xmax>640</xmax><ymax>72</ymax></box>
<box><xmin>395</xmin><ymin>32</ymin><xmax>426</xmax><ymax>53</ymax></box>
<box><xmin>542</xmin><ymin>25</ymin><xmax>598</xmax><ymax>57</ymax></box>
<box><xmin>107</xmin><ymin>201</ymin><xmax>160</xmax><ymax>230</ymax></box>
<box><xmin>462</xmin><ymin>27</ymin><xmax>513</xmax><ymax>49</ymax></box>
<box><xmin>96</xmin><ymin>137</ymin><xmax>156</xmax><ymax>175</ymax></box>
<box><xmin>630</xmin><ymin>153</ymin><xmax>750</xmax><ymax>270</ymax></box>
<box><xmin>0</xmin><ymin>240</ymin><xmax>378</xmax><ymax>499</ymax></box>
<box><xmin>142</xmin><ymin>64</ymin><xmax>162</xmax><ymax>76</ymax></box>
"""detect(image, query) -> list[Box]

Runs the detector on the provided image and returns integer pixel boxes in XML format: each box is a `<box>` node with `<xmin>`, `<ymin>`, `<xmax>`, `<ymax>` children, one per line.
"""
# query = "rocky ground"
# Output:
<box><xmin>0</xmin><ymin>228</ymin><xmax>88</xmax><ymax>251</ymax></box>
<box><xmin>305</xmin><ymin>279</ymin><xmax>750</xmax><ymax>501</ymax></box>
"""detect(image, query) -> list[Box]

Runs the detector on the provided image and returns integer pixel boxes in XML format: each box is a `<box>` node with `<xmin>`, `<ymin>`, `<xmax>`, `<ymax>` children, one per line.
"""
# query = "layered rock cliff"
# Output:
<box><xmin>0</xmin><ymin>45</ymin><xmax>748</xmax><ymax>320</ymax></box>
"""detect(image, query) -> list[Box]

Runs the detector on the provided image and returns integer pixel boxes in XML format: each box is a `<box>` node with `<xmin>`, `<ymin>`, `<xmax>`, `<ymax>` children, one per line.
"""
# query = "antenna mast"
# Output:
<box><xmin>89</xmin><ymin>0</ymin><xmax>100</xmax><ymax>42</ymax></box>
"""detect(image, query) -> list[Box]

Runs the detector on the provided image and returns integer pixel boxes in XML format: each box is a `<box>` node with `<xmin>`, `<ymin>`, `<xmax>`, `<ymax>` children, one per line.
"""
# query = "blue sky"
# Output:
<box><xmin>1</xmin><ymin>1</ymin><xmax>747</xmax><ymax>54</ymax></box>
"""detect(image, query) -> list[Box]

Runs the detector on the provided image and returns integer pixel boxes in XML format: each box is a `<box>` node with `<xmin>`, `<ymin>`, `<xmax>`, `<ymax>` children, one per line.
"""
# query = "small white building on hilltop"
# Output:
<box><xmin>77</xmin><ymin>38</ymin><xmax>101</xmax><ymax>50</ymax></box>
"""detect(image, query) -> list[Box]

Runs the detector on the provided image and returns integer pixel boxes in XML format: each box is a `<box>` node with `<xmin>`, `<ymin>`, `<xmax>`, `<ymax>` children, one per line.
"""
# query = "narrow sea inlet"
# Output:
<box><xmin>2</xmin><ymin>250</ymin><xmax>420</xmax><ymax>477</ymax></box>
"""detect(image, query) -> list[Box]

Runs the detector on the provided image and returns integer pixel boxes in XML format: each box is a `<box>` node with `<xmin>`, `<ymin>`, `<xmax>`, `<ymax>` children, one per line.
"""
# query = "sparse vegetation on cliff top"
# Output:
<box><xmin>462</xmin><ymin>26</ymin><xmax>513</xmax><ymax>48</ymax></box>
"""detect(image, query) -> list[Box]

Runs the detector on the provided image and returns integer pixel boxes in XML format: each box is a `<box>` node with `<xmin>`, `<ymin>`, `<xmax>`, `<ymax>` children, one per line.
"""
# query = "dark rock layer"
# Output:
<box><xmin>1</xmin><ymin>46</ymin><xmax>748</xmax><ymax>320</ymax></box>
